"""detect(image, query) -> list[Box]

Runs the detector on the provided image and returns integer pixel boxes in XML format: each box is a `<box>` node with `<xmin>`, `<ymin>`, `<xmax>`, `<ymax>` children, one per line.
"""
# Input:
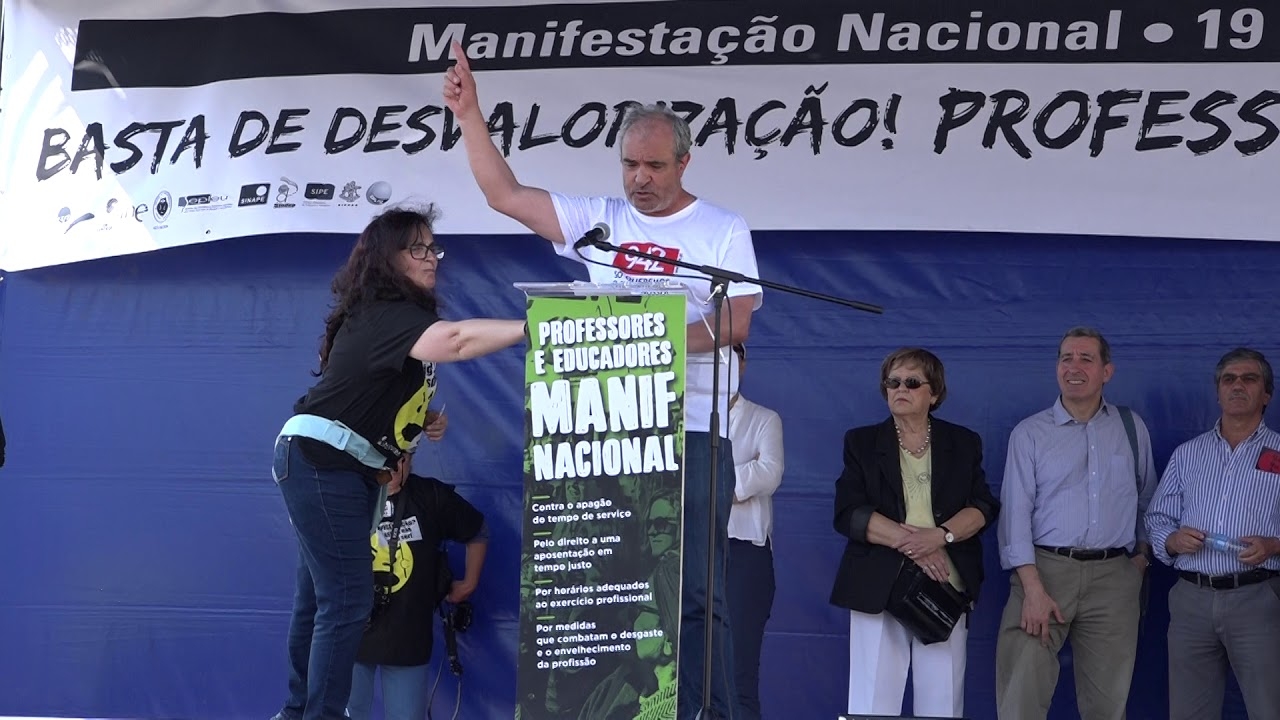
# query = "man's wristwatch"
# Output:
<box><xmin>940</xmin><ymin>525</ymin><xmax>956</xmax><ymax>544</ymax></box>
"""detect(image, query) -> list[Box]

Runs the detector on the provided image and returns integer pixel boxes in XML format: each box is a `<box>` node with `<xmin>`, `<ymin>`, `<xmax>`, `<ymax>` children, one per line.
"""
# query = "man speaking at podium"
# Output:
<box><xmin>445</xmin><ymin>42</ymin><xmax>763</xmax><ymax>720</ymax></box>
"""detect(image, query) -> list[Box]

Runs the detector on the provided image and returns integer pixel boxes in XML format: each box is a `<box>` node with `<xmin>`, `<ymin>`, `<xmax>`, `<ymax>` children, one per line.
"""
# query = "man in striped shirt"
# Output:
<box><xmin>1145</xmin><ymin>347</ymin><xmax>1280</xmax><ymax>720</ymax></box>
<box><xmin>995</xmin><ymin>327</ymin><xmax>1157</xmax><ymax>720</ymax></box>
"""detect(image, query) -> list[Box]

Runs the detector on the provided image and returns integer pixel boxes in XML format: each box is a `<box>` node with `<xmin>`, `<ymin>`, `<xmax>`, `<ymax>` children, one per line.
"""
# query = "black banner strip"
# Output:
<box><xmin>71</xmin><ymin>1</ymin><xmax>1280</xmax><ymax>90</ymax></box>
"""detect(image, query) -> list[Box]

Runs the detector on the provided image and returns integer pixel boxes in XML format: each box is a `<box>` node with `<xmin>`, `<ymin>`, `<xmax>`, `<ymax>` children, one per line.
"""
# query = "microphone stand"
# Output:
<box><xmin>585</xmin><ymin>237</ymin><xmax>881</xmax><ymax>719</ymax></box>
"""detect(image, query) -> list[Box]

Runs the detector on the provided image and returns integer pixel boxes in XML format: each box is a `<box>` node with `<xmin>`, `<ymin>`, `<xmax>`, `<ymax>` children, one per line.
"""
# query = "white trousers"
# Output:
<box><xmin>847</xmin><ymin>610</ymin><xmax>968</xmax><ymax>718</ymax></box>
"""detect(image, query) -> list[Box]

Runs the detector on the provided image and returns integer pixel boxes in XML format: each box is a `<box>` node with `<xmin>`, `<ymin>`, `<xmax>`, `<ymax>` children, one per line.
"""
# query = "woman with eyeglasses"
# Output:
<box><xmin>830</xmin><ymin>347</ymin><xmax>1000</xmax><ymax>718</ymax></box>
<box><xmin>269</xmin><ymin>205</ymin><xmax>525</xmax><ymax>720</ymax></box>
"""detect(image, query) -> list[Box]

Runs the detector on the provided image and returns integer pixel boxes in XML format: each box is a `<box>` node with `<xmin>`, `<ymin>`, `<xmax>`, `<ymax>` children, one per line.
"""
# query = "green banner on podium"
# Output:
<box><xmin>516</xmin><ymin>287</ymin><xmax>687</xmax><ymax>720</ymax></box>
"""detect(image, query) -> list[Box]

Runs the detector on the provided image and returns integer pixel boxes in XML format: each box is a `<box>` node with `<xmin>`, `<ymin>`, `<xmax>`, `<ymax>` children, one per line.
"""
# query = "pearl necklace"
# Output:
<box><xmin>895</xmin><ymin>419</ymin><xmax>931</xmax><ymax>456</ymax></box>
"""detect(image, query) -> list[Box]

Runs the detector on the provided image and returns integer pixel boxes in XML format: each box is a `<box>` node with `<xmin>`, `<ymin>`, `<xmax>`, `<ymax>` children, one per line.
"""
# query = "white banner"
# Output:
<box><xmin>1</xmin><ymin>0</ymin><xmax>1278</xmax><ymax>271</ymax></box>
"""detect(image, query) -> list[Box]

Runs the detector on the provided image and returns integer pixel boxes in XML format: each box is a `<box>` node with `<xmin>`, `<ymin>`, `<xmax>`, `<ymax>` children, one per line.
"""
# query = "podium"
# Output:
<box><xmin>513</xmin><ymin>281</ymin><xmax>711</xmax><ymax>720</ymax></box>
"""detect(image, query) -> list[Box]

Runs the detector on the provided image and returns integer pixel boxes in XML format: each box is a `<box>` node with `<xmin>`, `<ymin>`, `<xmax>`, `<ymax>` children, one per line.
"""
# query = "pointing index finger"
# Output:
<box><xmin>451</xmin><ymin>40</ymin><xmax>472</xmax><ymax>76</ymax></box>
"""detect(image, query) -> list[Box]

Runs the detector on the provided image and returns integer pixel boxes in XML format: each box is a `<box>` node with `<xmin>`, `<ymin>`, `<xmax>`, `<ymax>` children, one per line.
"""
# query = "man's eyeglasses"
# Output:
<box><xmin>407</xmin><ymin>243</ymin><xmax>445</xmax><ymax>261</ymax></box>
<box><xmin>884</xmin><ymin>377</ymin><xmax>930</xmax><ymax>390</ymax></box>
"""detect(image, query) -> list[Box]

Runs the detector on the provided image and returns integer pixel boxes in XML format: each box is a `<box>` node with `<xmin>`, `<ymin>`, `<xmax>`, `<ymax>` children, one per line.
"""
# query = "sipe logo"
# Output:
<box><xmin>305</xmin><ymin>183</ymin><xmax>335</xmax><ymax>201</ymax></box>
<box><xmin>611</xmin><ymin>242</ymin><xmax>681</xmax><ymax>275</ymax></box>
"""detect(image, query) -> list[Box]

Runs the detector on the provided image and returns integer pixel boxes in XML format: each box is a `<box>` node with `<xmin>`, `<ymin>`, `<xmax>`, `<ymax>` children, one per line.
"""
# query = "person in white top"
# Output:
<box><xmin>444</xmin><ymin>43</ymin><xmax>762</xmax><ymax>720</ymax></box>
<box><xmin>725</xmin><ymin>343</ymin><xmax>784</xmax><ymax>720</ymax></box>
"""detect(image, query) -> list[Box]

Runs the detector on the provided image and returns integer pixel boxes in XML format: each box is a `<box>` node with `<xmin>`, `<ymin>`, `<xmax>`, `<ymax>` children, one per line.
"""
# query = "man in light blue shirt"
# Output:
<box><xmin>995</xmin><ymin>327</ymin><xmax>1157</xmax><ymax>720</ymax></box>
<box><xmin>1145</xmin><ymin>347</ymin><xmax>1280</xmax><ymax>720</ymax></box>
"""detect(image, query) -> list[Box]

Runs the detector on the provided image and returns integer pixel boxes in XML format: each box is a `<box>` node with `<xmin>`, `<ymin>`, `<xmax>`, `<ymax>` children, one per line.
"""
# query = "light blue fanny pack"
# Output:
<box><xmin>277</xmin><ymin>414</ymin><xmax>390</xmax><ymax>532</ymax></box>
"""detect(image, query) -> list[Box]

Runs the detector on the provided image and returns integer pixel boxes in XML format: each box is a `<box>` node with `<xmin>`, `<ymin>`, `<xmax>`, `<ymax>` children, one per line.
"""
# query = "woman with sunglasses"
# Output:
<box><xmin>830</xmin><ymin>347</ymin><xmax>999</xmax><ymax>718</ymax></box>
<box><xmin>269</xmin><ymin>205</ymin><xmax>525</xmax><ymax>720</ymax></box>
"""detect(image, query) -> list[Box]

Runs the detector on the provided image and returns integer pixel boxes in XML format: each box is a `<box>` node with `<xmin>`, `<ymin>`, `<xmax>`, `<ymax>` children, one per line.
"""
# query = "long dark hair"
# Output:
<box><xmin>316</xmin><ymin>205</ymin><xmax>441</xmax><ymax>373</ymax></box>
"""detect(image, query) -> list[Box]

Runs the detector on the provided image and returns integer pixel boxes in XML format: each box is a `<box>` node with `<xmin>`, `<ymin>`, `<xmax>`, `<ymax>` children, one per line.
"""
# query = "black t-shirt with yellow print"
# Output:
<box><xmin>293</xmin><ymin>300</ymin><xmax>439</xmax><ymax>477</ymax></box>
<box><xmin>358</xmin><ymin>474</ymin><xmax>485</xmax><ymax>667</ymax></box>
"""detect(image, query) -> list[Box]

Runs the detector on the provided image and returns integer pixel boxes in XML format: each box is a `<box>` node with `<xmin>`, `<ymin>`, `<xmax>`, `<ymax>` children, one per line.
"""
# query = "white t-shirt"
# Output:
<box><xmin>550</xmin><ymin>193</ymin><xmax>763</xmax><ymax>436</ymax></box>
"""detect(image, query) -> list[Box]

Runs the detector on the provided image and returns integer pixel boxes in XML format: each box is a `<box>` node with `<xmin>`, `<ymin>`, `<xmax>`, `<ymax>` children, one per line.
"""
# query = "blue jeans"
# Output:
<box><xmin>347</xmin><ymin>662</ymin><xmax>431</xmax><ymax>720</ymax></box>
<box><xmin>272</xmin><ymin>436</ymin><xmax>379</xmax><ymax>720</ymax></box>
<box><xmin>678</xmin><ymin>432</ymin><xmax>740</xmax><ymax>720</ymax></box>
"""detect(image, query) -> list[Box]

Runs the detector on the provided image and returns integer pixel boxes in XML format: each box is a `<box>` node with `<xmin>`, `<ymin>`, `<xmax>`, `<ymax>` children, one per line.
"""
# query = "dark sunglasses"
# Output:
<box><xmin>407</xmin><ymin>243</ymin><xmax>444</xmax><ymax>260</ymax></box>
<box><xmin>884</xmin><ymin>377</ymin><xmax>930</xmax><ymax>390</ymax></box>
<box><xmin>648</xmin><ymin>517</ymin><xmax>678</xmax><ymax>533</ymax></box>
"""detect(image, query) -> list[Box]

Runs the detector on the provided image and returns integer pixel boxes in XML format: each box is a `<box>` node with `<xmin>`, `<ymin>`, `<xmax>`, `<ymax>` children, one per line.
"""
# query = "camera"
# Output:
<box><xmin>440</xmin><ymin>599</ymin><xmax>472</xmax><ymax>677</ymax></box>
<box><xmin>434</xmin><ymin>553</ymin><xmax>473</xmax><ymax>632</ymax></box>
<box><xmin>442</xmin><ymin>599</ymin><xmax>473</xmax><ymax>633</ymax></box>
<box><xmin>366</xmin><ymin>570</ymin><xmax>398</xmax><ymax>628</ymax></box>
<box><xmin>435</xmin><ymin>550</ymin><xmax>473</xmax><ymax>676</ymax></box>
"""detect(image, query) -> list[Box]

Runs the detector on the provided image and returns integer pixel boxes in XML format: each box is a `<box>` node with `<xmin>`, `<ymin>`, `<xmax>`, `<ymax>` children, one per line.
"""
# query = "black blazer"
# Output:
<box><xmin>829</xmin><ymin>416</ymin><xmax>999</xmax><ymax>614</ymax></box>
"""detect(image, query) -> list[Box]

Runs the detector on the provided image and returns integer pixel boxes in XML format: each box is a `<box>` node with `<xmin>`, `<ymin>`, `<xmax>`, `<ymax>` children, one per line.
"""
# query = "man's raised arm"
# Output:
<box><xmin>443</xmin><ymin>41</ymin><xmax>564</xmax><ymax>243</ymax></box>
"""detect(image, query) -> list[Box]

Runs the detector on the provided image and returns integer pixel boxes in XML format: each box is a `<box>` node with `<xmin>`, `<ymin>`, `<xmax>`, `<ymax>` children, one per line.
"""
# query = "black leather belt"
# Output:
<box><xmin>1036</xmin><ymin>545</ymin><xmax>1127</xmax><ymax>561</ymax></box>
<box><xmin>1179</xmin><ymin>568</ymin><xmax>1279</xmax><ymax>590</ymax></box>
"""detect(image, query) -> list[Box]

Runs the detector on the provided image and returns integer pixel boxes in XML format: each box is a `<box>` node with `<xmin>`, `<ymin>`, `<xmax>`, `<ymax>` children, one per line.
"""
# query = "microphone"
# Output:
<box><xmin>573</xmin><ymin>222</ymin><xmax>611</xmax><ymax>250</ymax></box>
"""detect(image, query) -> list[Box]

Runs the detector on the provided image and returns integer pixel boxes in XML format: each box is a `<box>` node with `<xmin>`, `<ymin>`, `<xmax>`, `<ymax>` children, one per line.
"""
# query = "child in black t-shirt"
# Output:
<box><xmin>269</xmin><ymin>206</ymin><xmax>524</xmax><ymax>720</ymax></box>
<box><xmin>347</xmin><ymin>455</ymin><xmax>488</xmax><ymax>720</ymax></box>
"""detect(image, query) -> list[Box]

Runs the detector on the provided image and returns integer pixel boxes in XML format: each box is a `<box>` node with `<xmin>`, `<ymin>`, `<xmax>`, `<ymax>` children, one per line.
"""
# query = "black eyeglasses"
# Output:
<box><xmin>884</xmin><ymin>377</ymin><xmax>930</xmax><ymax>390</ymax></box>
<box><xmin>407</xmin><ymin>243</ymin><xmax>444</xmax><ymax>260</ymax></box>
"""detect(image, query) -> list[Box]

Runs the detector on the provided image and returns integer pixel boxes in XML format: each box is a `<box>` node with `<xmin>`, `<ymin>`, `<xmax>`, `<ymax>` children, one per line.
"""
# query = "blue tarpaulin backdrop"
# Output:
<box><xmin>1</xmin><ymin>230</ymin><xmax>1277</xmax><ymax>719</ymax></box>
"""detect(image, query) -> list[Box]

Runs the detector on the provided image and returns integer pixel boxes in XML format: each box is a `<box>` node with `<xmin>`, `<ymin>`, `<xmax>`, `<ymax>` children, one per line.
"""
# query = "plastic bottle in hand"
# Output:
<box><xmin>1204</xmin><ymin>532</ymin><xmax>1246</xmax><ymax>553</ymax></box>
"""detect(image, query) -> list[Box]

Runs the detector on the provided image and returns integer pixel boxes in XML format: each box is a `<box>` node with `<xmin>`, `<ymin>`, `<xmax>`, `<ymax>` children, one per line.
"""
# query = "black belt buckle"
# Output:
<box><xmin>1040</xmin><ymin>545</ymin><xmax>1123</xmax><ymax>561</ymax></box>
<box><xmin>1067</xmin><ymin>548</ymin><xmax>1105</xmax><ymax>561</ymax></box>
<box><xmin>1182</xmin><ymin>569</ymin><xmax>1278</xmax><ymax>590</ymax></box>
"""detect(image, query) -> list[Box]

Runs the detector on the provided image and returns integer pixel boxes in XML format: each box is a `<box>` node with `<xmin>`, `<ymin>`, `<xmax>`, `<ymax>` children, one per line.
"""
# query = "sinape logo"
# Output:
<box><xmin>239</xmin><ymin>183</ymin><xmax>270</xmax><ymax>206</ymax></box>
<box><xmin>154</xmin><ymin>191</ymin><xmax>173</xmax><ymax>223</ymax></box>
<box><xmin>366</xmin><ymin>181</ymin><xmax>392</xmax><ymax>205</ymax></box>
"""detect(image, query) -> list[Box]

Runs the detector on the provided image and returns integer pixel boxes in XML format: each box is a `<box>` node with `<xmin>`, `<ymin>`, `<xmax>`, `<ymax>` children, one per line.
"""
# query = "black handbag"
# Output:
<box><xmin>884</xmin><ymin>558</ymin><xmax>971</xmax><ymax>645</ymax></box>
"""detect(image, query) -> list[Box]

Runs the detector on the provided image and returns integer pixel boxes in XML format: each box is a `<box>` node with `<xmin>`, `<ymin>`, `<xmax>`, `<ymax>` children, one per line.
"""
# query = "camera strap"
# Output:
<box><xmin>368</xmin><ymin>491</ymin><xmax>409</xmax><ymax>631</ymax></box>
<box><xmin>428</xmin><ymin>619</ymin><xmax>465</xmax><ymax>720</ymax></box>
<box><xmin>442</xmin><ymin>607</ymin><xmax>463</xmax><ymax>677</ymax></box>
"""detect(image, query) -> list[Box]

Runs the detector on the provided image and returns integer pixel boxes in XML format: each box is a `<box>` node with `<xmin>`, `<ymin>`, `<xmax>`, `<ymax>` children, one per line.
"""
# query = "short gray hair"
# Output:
<box><xmin>618</xmin><ymin>104</ymin><xmax>692</xmax><ymax>159</ymax></box>
<box><xmin>1215</xmin><ymin>347</ymin><xmax>1274</xmax><ymax>395</ymax></box>
<box><xmin>1059</xmin><ymin>326</ymin><xmax>1112</xmax><ymax>365</ymax></box>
